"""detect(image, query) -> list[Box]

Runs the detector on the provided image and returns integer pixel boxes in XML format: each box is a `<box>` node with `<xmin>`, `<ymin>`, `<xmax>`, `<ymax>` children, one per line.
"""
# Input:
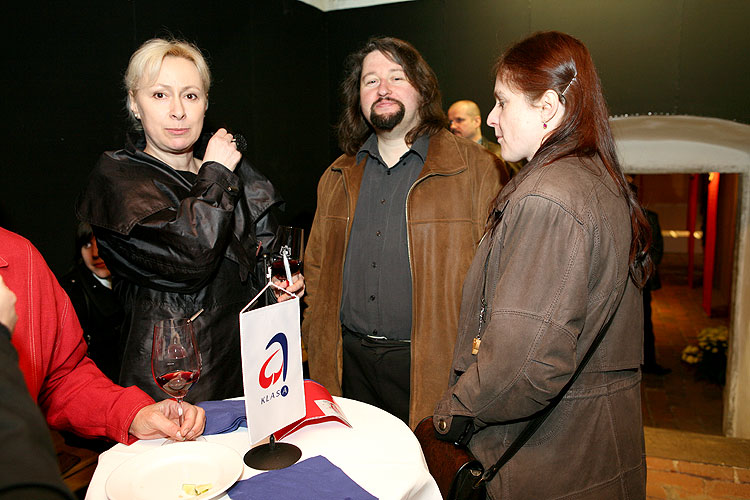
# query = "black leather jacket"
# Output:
<box><xmin>76</xmin><ymin>141</ymin><xmax>282</xmax><ymax>402</ymax></box>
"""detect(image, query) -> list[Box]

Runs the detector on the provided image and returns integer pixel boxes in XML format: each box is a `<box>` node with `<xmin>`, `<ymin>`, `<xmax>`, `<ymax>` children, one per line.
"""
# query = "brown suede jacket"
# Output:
<box><xmin>434</xmin><ymin>156</ymin><xmax>646</xmax><ymax>499</ymax></box>
<box><xmin>302</xmin><ymin>128</ymin><xmax>508</xmax><ymax>428</ymax></box>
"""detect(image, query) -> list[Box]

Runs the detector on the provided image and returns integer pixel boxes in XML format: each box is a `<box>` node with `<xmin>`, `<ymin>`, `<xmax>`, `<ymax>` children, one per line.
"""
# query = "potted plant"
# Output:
<box><xmin>681</xmin><ymin>326</ymin><xmax>729</xmax><ymax>385</ymax></box>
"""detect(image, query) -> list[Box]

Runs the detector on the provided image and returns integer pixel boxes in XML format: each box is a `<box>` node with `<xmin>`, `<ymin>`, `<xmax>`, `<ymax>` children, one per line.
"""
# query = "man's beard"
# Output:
<box><xmin>369</xmin><ymin>98</ymin><xmax>406</xmax><ymax>131</ymax></box>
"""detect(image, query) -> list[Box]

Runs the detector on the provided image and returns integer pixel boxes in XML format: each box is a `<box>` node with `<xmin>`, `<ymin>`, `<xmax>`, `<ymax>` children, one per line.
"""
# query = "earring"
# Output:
<box><xmin>543</xmin><ymin>122</ymin><xmax>548</xmax><ymax>129</ymax></box>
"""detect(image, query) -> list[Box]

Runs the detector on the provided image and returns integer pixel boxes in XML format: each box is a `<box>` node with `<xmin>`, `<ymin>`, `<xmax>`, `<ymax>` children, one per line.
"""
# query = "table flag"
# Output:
<box><xmin>238</xmin><ymin>284</ymin><xmax>305</xmax><ymax>445</ymax></box>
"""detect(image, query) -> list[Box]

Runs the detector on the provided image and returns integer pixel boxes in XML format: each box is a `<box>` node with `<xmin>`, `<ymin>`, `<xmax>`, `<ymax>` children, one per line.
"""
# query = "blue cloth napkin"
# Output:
<box><xmin>197</xmin><ymin>400</ymin><xmax>247</xmax><ymax>435</ymax></box>
<box><xmin>227</xmin><ymin>455</ymin><xmax>378</xmax><ymax>500</ymax></box>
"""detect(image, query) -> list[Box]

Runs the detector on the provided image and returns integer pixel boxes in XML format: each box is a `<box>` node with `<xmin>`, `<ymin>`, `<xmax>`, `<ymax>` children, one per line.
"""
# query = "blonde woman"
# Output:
<box><xmin>77</xmin><ymin>38</ymin><xmax>303</xmax><ymax>402</ymax></box>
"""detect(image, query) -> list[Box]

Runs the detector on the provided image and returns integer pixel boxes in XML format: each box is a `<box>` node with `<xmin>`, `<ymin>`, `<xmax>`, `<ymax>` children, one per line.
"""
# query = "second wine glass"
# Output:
<box><xmin>270</xmin><ymin>226</ymin><xmax>304</xmax><ymax>284</ymax></box>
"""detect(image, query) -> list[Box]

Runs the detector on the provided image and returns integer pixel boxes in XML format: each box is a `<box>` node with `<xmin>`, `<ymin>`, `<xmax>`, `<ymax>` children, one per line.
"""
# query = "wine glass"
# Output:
<box><xmin>151</xmin><ymin>318</ymin><xmax>201</xmax><ymax>443</ymax></box>
<box><xmin>269</xmin><ymin>226</ymin><xmax>304</xmax><ymax>286</ymax></box>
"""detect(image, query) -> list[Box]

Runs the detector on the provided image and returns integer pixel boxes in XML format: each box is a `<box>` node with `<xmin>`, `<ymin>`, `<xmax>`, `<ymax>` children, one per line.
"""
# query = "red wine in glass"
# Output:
<box><xmin>270</xmin><ymin>259</ymin><xmax>301</xmax><ymax>281</ymax></box>
<box><xmin>154</xmin><ymin>370</ymin><xmax>199</xmax><ymax>399</ymax></box>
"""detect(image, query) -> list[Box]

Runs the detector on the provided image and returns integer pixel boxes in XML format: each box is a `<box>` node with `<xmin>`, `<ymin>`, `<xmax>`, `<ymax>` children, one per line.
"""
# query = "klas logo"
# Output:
<box><xmin>258</xmin><ymin>332</ymin><xmax>289</xmax><ymax>404</ymax></box>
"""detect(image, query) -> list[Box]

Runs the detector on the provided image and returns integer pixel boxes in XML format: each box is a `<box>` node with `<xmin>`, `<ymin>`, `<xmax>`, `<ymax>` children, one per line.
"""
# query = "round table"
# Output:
<box><xmin>85</xmin><ymin>397</ymin><xmax>441</xmax><ymax>500</ymax></box>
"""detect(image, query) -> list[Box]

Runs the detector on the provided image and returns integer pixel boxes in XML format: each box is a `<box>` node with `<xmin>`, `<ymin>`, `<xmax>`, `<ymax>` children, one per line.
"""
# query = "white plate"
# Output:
<box><xmin>105</xmin><ymin>441</ymin><xmax>243</xmax><ymax>500</ymax></box>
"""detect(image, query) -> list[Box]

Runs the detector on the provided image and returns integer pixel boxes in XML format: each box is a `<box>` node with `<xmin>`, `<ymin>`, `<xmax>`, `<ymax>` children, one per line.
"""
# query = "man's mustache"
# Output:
<box><xmin>373</xmin><ymin>97</ymin><xmax>402</xmax><ymax>107</ymax></box>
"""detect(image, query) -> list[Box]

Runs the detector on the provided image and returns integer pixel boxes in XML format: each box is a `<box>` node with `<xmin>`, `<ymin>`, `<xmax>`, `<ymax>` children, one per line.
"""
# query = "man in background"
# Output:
<box><xmin>448</xmin><ymin>99</ymin><xmax>524</xmax><ymax>176</ymax></box>
<box><xmin>627</xmin><ymin>178</ymin><xmax>670</xmax><ymax>375</ymax></box>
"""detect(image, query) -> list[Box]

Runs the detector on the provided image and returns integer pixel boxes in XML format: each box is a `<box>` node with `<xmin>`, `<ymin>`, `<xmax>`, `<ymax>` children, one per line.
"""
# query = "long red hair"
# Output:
<box><xmin>493</xmin><ymin>31</ymin><xmax>652</xmax><ymax>287</ymax></box>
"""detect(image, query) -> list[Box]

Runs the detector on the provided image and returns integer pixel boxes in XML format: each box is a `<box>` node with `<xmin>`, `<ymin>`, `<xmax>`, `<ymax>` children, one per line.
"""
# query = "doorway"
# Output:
<box><xmin>612</xmin><ymin>114</ymin><xmax>750</xmax><ymax>437</ymax></box>
<box><xmin>637</xmin><ymin>173</ymin><xmax>735</xmax><ymax>436</ymax></box>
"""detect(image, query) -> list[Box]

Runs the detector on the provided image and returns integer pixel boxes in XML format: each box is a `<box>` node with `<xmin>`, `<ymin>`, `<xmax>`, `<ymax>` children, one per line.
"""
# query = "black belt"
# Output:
<box><xmin>341</xmin><ymin>325</ymin><xmax>411</xmax><ymax>344</ymax></box>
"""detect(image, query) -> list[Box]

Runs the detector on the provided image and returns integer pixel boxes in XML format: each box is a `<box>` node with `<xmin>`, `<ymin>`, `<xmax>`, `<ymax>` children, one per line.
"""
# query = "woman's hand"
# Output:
<box><xmin>129</xmin><ymin>399</ymin><xmax>206</xmax><ymax>441</ymax></box>
<box><xmin>203</xmin><ymin>128</ymin><xmax>242</xmax><ymax>172</ymax></box>
<box><xmin>273</xmin><ymin>273</ymin><xmax>305</xmax><ymax>302</ymax></box>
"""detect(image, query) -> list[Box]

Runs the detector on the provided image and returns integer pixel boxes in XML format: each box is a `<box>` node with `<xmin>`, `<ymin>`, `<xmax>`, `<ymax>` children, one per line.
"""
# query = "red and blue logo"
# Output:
<box><xmin>259</xmin><ymin>332</ymin><xmax>288</xmax><ymax>389</ymax></box>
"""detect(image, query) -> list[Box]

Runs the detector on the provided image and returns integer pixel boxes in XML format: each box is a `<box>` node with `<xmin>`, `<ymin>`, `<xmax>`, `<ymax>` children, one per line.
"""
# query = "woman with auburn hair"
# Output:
<box><xmin>77</xmin><ymin>38</ymin><xmax>304</xmax><ymax>403</ymax></box>
<box><xmin>433</xmin><ymin>31</ymin><xmax>650</xmax><ymax>499</ymax></box>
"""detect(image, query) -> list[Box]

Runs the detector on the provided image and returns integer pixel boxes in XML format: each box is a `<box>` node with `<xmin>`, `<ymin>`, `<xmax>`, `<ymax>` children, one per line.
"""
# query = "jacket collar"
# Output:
<box><xmin>333</xmin><ymin>128</ymin><xmax>467</xmax><ymax>177</ymax></box>
<box><xmin>125</xmin><ymin>130</ymin><xmax>211</xmax><ymax>159</ymax></box>
<box><xmin>355</xmin><ymin>132</ymin><xmax>430</xmax><ymax>166</ymax></box>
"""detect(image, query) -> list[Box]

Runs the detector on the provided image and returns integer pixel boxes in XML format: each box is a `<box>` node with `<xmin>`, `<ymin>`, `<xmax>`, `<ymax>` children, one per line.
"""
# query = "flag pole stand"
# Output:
<box><xmin>244</xmin><ymin>434</ymin><xmax>301</xmax><ymax>470</ymax></box>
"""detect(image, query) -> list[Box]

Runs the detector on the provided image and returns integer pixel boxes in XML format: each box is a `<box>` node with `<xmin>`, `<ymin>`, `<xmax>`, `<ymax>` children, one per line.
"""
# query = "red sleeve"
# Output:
<box><xmin>4</xmin><ymin>230</ymin><xmax>154</xmax><ymax>444</ymax></box>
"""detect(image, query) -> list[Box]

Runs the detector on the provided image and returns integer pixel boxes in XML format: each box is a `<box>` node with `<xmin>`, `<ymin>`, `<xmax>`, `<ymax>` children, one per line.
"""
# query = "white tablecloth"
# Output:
<box><xmin>85</xmin><ymin>397</ymin><xmax>441</xmax><ymax>500</ymax></box>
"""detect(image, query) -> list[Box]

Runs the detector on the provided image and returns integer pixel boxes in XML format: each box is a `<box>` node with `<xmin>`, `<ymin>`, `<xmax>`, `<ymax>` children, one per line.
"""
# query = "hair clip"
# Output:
<box><xmin>562</xmin><ymin>70</ymin><xmax>578</xmax><ymax>96</ymax></box>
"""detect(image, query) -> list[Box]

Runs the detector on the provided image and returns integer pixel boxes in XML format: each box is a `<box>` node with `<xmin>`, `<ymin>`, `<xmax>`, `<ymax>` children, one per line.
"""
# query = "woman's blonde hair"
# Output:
<box><xmin>124</xmin><ymin>38</ymin><xmax>211</xmax><ymax>127</ymax></box>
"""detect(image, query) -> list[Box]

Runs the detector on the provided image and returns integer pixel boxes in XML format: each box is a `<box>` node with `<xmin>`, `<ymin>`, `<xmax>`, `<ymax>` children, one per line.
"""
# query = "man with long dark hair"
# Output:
<box><xmin>302</xmin><ymin>36</ymin><xmax>507</xmax><ymax>427</ymax></box>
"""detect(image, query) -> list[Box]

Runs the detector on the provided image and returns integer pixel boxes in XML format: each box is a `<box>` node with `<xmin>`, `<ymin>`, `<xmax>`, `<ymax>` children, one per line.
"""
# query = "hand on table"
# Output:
<box><xmin>0</xmin><ymin>275</ymin><xmax>18</xmax><ymax>332</ymax></box>
<box><xmin>273</xmin><ymin>272</ymin><xmax>305</xmax><ymax>301</ymax></box>
<box><xmin>129</xmin><ymin>399</ymin><xmax>206</xmax><ymax>441</ymax></box>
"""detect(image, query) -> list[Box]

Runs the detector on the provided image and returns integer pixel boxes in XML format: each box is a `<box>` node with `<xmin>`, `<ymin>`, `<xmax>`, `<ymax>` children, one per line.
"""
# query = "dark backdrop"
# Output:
<box><xmin>2</xmin><ymin>0</ymin><xmax>747</xmax><ymax>274</ymax></box>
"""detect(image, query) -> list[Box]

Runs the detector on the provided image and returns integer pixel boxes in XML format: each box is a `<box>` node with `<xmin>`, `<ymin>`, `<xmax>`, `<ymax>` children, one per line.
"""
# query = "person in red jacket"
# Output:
<box><xmin>0</xmin><ymin>226</ymin><xmax>205</xmax><ymax>444</ymax></box>
<box><xmin>1</xmin><ymin>275</ymin><xmax>75</xmax><ymax>499</ymax></box>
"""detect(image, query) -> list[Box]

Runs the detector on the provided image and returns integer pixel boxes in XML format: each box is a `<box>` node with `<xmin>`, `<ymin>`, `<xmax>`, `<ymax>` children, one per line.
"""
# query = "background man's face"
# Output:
<box><xmin>448</xmin><ymin>103</ymin><xmax>481</xmax><ymax>140</ymax></box>
<box><xmin>359</xmin><ymin>50</ymin><xmax>420</xmax><ymax>134</ymax></box>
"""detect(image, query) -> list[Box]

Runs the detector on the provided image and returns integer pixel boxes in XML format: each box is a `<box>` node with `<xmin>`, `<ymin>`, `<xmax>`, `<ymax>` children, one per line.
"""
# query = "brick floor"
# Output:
<box><xmin>641</xmin><ymin>253</ymin><xmax>729</xmax><ymax>436</ymax></box>
<box><xmin>647</xmin><ymin>454</ymin><xmax>750</xmax><ymax>500</ymax></box>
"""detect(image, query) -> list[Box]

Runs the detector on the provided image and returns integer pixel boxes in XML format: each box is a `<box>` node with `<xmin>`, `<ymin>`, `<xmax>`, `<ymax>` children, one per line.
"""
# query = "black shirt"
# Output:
<box><xmin>340</xmin><ymin>133</ymin><xmax>430</xmax><ymax>341</ymax></box>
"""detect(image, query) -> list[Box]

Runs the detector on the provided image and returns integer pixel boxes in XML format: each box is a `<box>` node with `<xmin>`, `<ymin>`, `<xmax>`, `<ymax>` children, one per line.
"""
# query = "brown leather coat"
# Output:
<box><xmin>302</xmin><ymin>129</ymin><xmax>507</xmax><ymax>428</ymax></box>
<box><xmin>434</xmin><ymin>156</ymin><xmax>646</xmax><ymax>499</ymax></box>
